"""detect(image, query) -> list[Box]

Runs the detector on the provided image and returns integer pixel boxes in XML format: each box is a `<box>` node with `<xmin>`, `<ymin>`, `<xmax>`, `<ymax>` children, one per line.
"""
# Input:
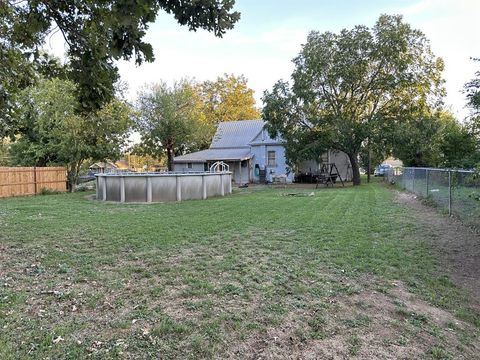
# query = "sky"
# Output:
<box><xmin>48</xmin><ymin>0</ymin><xmax>480</xmax><ymax>120</ymax></box>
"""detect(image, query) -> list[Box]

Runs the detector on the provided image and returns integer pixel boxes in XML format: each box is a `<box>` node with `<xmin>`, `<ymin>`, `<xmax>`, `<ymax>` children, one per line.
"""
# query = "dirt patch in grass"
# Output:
<box><xmin>226</xmin><ymin>276</ymin><xmax>479</xmax><ymax>359</ymax></box>
<box><xmin>395</xmin><ymin>191</ymin><xmax>480</xmax><ymax>300</ymax></box>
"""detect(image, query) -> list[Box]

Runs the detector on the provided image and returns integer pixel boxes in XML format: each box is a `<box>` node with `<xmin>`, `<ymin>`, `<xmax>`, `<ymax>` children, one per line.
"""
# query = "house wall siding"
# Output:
<box><xmin>173</xmin><ymin>163</ymin><xmax>205</xmax><ymax>172</ymax></box>
<box><xmin>250</xmin><ymin>144</ymin><xmax>293</xmax><ymax>183</ymax></box>
<box><xmin>174</xmin><ymin>161</ymin><xmax>249</xmax><ymax>184</ymax></box>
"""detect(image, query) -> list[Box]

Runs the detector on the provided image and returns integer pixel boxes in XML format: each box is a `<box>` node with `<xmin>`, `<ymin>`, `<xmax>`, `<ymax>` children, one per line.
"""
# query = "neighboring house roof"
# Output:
<box><xmin>89</xmin><ymin>161</ymin><xmax>117</xmax><ymax>169</ymax></box>
<box><xmin>210</xmin><ymin>120</ymin><xmax>265</xmax><ymax>149</ymax></box>
<box><xmin>174</xmin><ymin>148</ymin><xmax>252</xmax><ymax>163</ymax></box>
<box><xmin>383</xmin><ymin>157</ymin><xmax>403</xmax><ymax>167</ymax></box>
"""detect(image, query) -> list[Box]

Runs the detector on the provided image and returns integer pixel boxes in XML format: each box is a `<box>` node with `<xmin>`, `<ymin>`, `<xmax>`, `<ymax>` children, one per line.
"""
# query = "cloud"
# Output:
<box><xmin>117</xmin><ymin>19</ymin><xmax>308</xmax><ymax>105</ymax></box>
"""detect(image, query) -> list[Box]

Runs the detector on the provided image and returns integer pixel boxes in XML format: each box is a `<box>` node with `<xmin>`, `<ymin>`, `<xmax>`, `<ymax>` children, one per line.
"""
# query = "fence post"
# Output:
<box><xmin>425</xmin><ymin>169</ymin><xmax>429</xmax><ymax>198</ymax></box>
<box><xmin>33</xmin><ymin>166</ymin><xmax>37</xmax><ymax>195</ymax></box>
<box><xmin>448</xmin><ymin>170</ymin><xmax>452</xmax><ymax>216</ymax></box>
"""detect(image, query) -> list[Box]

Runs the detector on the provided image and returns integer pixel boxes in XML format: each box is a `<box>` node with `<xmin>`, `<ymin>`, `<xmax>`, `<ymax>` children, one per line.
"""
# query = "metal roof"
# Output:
<box><xmin>174</xmin><ymin>148</ymin><xmax>252</xmax><ymax>163</ymax></box>
<box><xmin>210</xmin><ymin>120</ymin><xmax>265</xmax><ymax>148</ymax></box>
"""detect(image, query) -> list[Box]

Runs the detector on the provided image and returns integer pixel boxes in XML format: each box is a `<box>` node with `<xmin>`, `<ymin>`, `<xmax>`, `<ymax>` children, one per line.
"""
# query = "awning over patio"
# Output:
<box><xmin>174</xmin><ymin>148</ymin><xmax>252</xmax><ymax>163</ymax></box>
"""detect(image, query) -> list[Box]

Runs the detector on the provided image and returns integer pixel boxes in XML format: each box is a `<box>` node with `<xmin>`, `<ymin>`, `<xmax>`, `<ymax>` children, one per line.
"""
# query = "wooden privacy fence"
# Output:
<box><xmin>0</xmin><ymin>167</ymin><xmax>67</xmax><ymax>198</ymax></box>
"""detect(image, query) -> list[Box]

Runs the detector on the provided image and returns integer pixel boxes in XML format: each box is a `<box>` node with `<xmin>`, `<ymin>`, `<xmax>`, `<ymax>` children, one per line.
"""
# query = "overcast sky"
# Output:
<box><xmin>48</xmin><ymin>0</ymin><xmax>480</xmax><ymax>120</ymax></box>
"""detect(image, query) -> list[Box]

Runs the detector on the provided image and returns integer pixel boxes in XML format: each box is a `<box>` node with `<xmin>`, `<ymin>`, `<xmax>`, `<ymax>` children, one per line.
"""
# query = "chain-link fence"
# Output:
<box><xmin>385</xmin><ymin>167</ymin><xmax>480</xmax><ymax>229</ymax></box>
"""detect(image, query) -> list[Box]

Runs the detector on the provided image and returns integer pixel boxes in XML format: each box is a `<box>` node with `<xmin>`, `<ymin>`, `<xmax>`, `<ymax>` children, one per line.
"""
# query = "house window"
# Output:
<box><xmin>187</xmin><ymin>163</ymin><xmax>193</xmax><ymax>169</ymax></box>
<box><xmin>267</xmin><ymin>151</ymin><xmax>276</xmax><ymax>166</ymax></box>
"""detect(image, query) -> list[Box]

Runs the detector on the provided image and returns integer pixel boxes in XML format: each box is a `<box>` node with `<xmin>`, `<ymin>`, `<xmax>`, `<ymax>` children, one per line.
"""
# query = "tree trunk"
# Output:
<box><xmin>67</xmin><ymin>161</ymin><xmax>82</xmax><ymax>192</ymax></box>
<box><xmin>348</xmin><ymin>153</ymin><xmax>361</xmax><ymax>186</ymax></box>
<box><xmin>67</xmin><ymin>166</ymin><xmax>76</xmax><ymax>192</ymax></box>
<box><xmin>166</xmin><ymin>148</ymin><xmax>174</xmax><ymax>171</ymax></box>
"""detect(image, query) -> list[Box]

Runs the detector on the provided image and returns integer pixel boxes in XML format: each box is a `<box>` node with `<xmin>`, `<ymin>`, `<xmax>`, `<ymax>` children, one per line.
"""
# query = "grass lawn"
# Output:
<box><xmin>0</xmin><ymin>182</ymin><xmax>479</xmax><ymax>359</ymax></box>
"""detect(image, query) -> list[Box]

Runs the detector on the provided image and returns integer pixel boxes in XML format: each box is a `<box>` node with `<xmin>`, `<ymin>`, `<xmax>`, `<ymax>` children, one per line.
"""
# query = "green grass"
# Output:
<box><xmin>0</xmin><ymin>182</ymin><xmax>478</xmax><ymax>358</ymax></box>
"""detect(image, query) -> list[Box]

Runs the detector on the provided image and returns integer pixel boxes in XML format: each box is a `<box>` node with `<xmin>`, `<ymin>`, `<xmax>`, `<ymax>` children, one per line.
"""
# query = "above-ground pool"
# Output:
<box><xmin>95</xmin><ymin>171</ymin><xmax>232</xmax><ymax>203</ymax></box>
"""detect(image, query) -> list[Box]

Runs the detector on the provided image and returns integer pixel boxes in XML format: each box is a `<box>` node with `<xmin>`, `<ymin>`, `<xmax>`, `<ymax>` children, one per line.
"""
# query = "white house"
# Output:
<box><xmin>173</xmin><ymin>120</ymin><xmax>352</xmax><ymax>184</ymax></box>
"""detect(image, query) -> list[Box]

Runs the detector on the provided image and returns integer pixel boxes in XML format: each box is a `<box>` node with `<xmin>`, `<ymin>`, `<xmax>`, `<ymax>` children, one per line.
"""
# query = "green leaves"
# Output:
<box><xmin>263</xmin><ymin>14</ymin><xmax>446</xmax><ymax>184</ymax></box>
<box><xmin>194</xmin><ymin>74</ymin><xmax>261</xmax><ymax>125</ymax></box>
<box><xmin>9</xmin><ymin>79</ymin><xmax>133</xmax><ymax>189</ymax></box>
<box><xmin>135</xmin><ymin>74</ymin><xmax>260</xmax><ymax>170</ymax></box>
<box><xmin>159</xmin><ymin>0</ymin><xmax>240</xmax><ymax>37</ymax></box>
<box><xmin>135</xmin><ymin>81</ymin><xmax>204</xmax><ymax>170</ymax></box>
<box><xmin>464</xmin><ymin>58</ymin><xmax>480</xmax><ymax>117</ymax></box>
<box><xmin>1</xmin><ymin>0</ymin><xmax>240</xmax><ymax>122</ymax></box>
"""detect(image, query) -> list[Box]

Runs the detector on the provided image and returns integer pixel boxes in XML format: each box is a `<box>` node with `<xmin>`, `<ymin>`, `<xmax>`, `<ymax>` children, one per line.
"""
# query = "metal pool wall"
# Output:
<box><xmin>95</xmin><ymin>172</ymin><xmax>232</xmax><ymax>203</ymax></box>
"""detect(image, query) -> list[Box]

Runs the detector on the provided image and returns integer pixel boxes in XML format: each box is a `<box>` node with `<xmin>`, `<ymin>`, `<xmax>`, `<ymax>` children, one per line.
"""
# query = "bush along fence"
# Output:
<box><xmin>0</xmin><ymin>167</ymin><xmax>67</xmax><ymax>198</ymax></box>
<box><xmin>385</xmin><ymin>167</ymin><xmax>480</xmax><ymax>229</ymax></box>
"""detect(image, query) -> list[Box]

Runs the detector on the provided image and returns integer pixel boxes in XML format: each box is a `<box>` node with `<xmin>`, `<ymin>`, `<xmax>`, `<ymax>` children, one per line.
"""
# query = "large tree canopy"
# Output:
<box><xmin>195</xmin><ymin>74</ymin><xmax>261</xmax><ymax>124</ymax></box>
<box><xmin>135</xmin><ymin>75</ymin><xmax>261</xmax><ymax>167</ymax></box>
<box><xmin>188</xmin><ymin>74</ymin><xmax>261</xmax><ymax>148</ymax></box>
<box><xmin>262</xmin><ymin>14</ymin><xmax>445</xmax><ymax>185</ymax></box>
<box><xmin>1</xmin><ymin>0</ymin><xmax>240</xmax><ymax>135</ymax></box>
<box><xmin>135</xmin><ymin>81</ymin><xmax>203</xmax><ymax>171</ymax></box>
<box><xmin>10</xmin><ymin>78</ymin><xmax>133</xmax><ymax>190</ymax></box>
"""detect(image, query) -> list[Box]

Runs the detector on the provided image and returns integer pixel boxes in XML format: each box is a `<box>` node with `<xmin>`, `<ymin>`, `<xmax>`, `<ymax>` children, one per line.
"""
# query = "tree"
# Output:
<box><xmin>135</xmin><ymin>81</ymin><xmax>202</xmax><ymax>171</ymax></box>
<box><xmin>183</xmin><ymin>74</ymin><xmax>261</xmax><ymax>149</ymax></box>
<box><xmin>0</xmin><ymin>47</ymin><xmax>68</xmax><ymax>139</ymax></box>
<box><xmin>437</xmin><ymin>116</ymin><xmax>478</xmax><ymax>168</ymax></box>
<box><xmin>262</xmin><ymin>14</ymin><xmax>445</xmax><ymax>185</ymax></box>
<box><xmin>195</xmin><ymin>74</ymin><xmax>261</xmax><ymax>124</ymax></box>
<box><xmin>1</xmin><ymin>0</ymin><xmax>240</xmax><ymax>130</ymax></box>
<box><xmin>391</xmin><ymin>114</ymin><xmax>442</xmax><ymax>167</ymax></box>
<box><xmin>464</xmin><ymin>58</ymin><xmax>480</xmax><ymax>167</ymax></box>
<box><xmin>0</xmin><ymin>139</ymin><xmax>10</xmax><ymax>165</ymax></box>
<box><xmin>390</xmin><ymin>111</ymin><xmax>478</xmax><ymax>169</ymax></box>
<box><xmin>359</xmin><ymin>144</ymin><xmax>389</xmax><ymax>174</ymax></box>
<box><xmin>10</xmin><ymin>78</ymin><xmax>132</xmax><ymax>190</ymax></box>
<box><xmin>464</xmin><ymin>58</ymin><xmax>480</xmax><ymax>117</ymax></box>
